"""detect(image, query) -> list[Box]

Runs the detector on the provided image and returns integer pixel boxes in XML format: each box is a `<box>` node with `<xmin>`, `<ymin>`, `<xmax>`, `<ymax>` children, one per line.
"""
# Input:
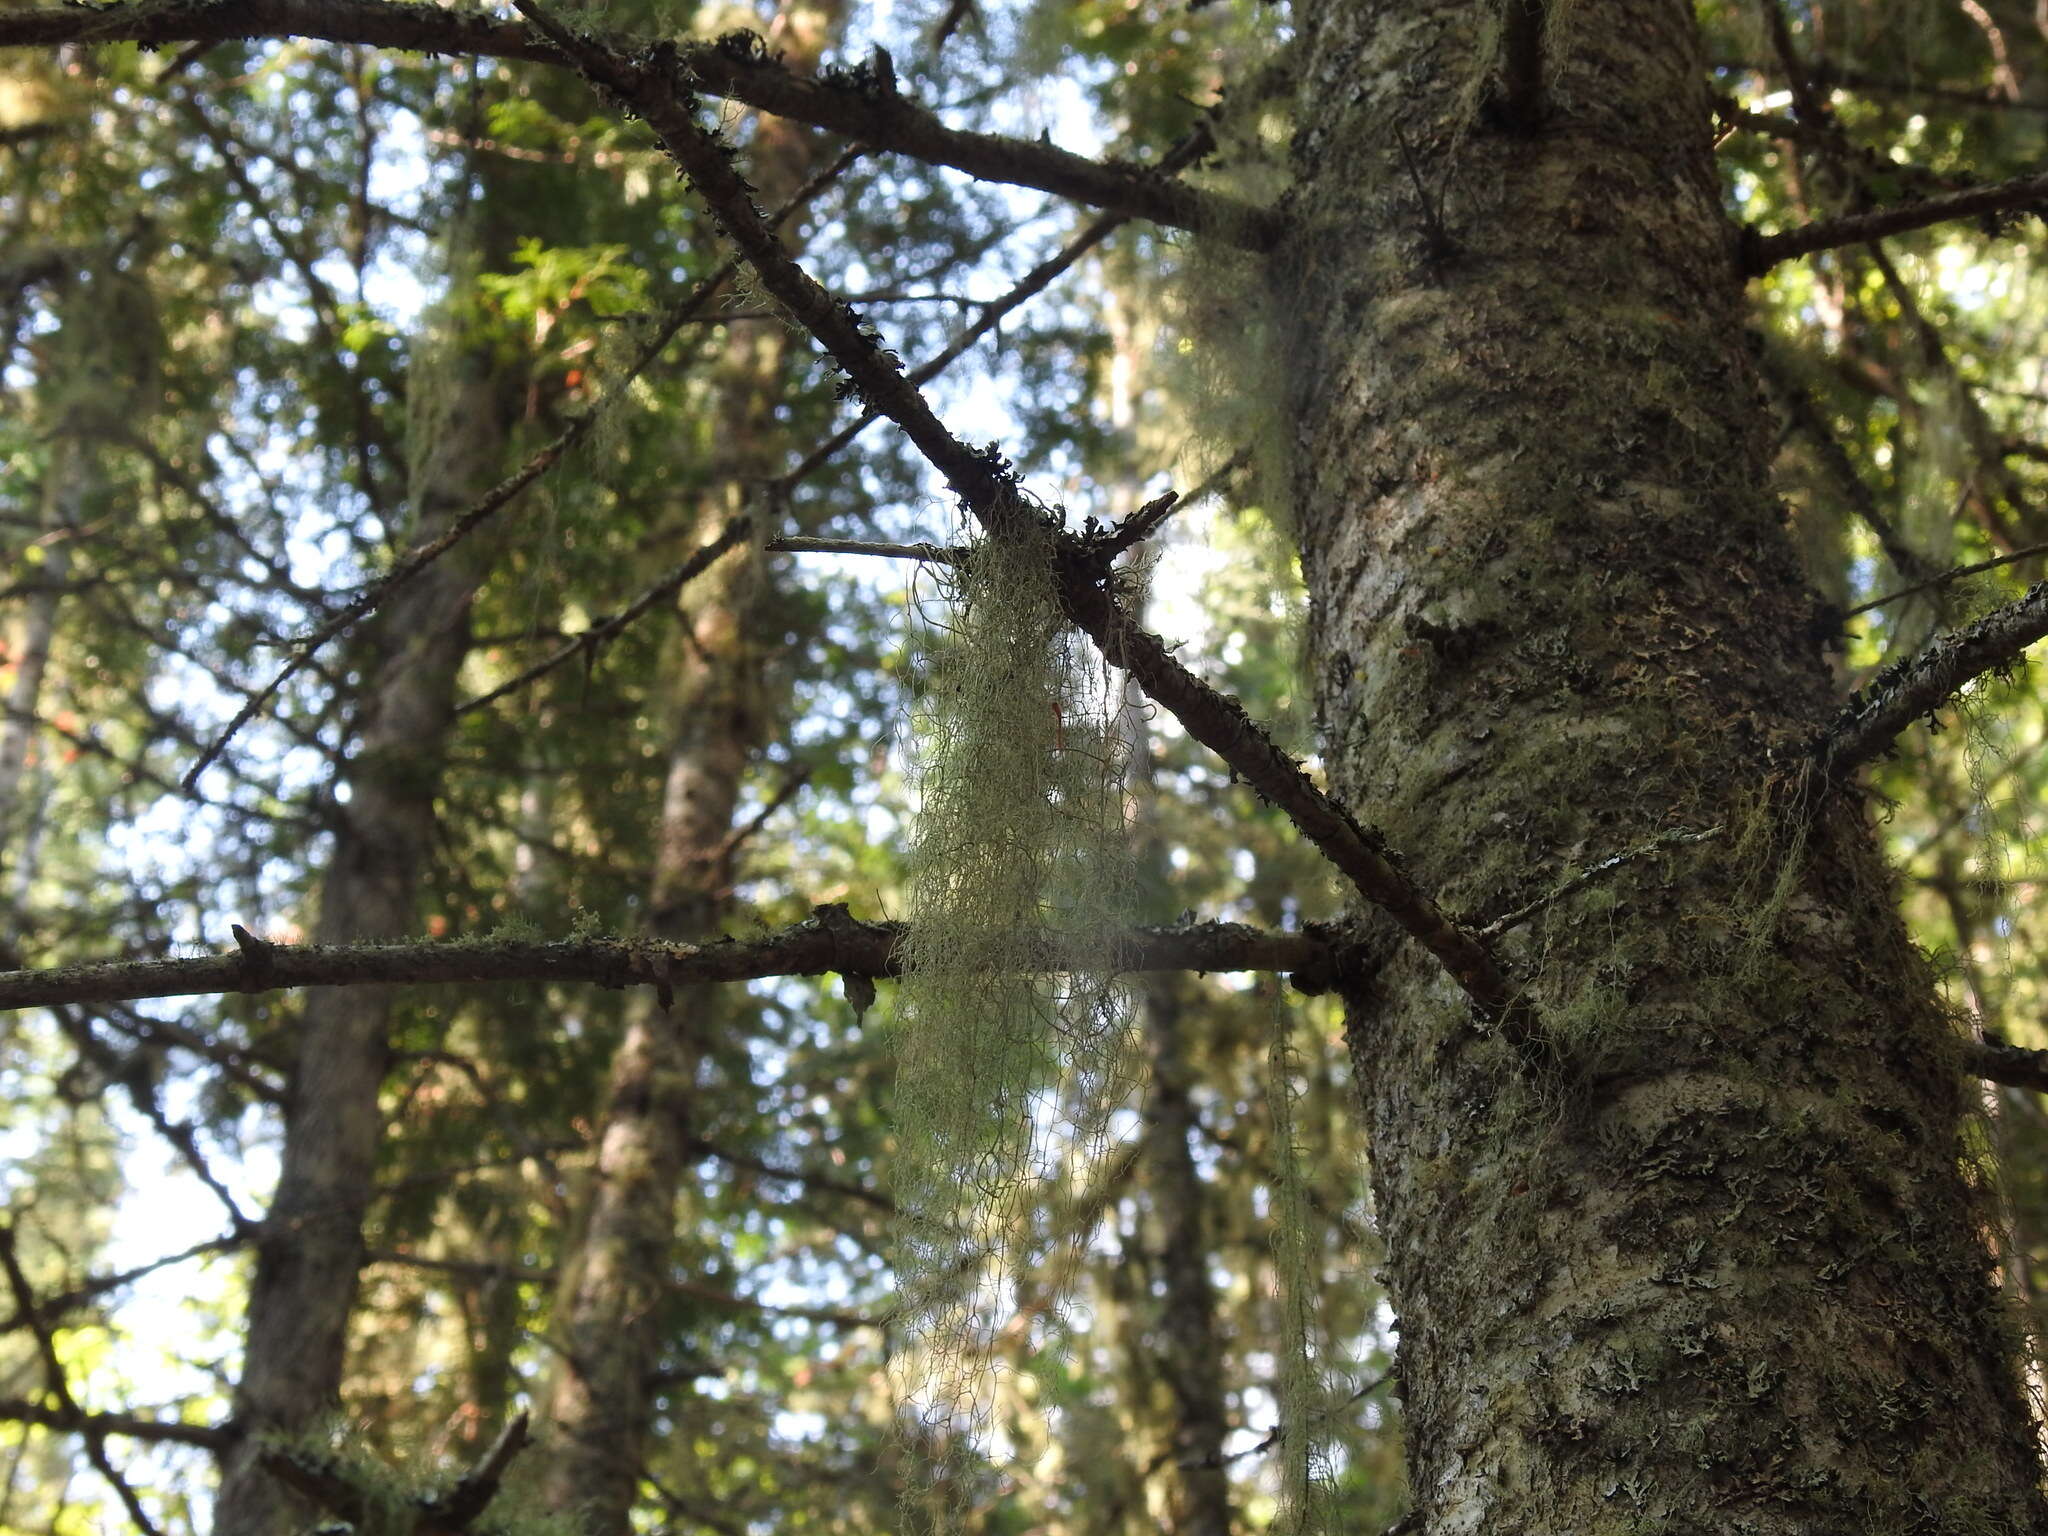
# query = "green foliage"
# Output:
<box><xmin>476</xmin><ymin>238</ymin><xmax>652</xmax><ymax>325</ymax></box>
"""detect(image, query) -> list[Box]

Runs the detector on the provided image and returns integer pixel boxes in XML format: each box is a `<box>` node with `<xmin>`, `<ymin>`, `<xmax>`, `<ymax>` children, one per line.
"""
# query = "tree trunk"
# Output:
<box><xmin>0</xmin><ymin>437</ymin><xmax>75</xmax><ymax>901</ymax></box>
<box><xmin>1136</xmin><ymin>979</ymin><xmax>1234</xmax><ymax>1536</ymax></box>
<box><xmin>1280</xmin><ymin>1</ymin><xmax>2048</xmax><ymax>1528</ymax></box>
<box><xmin>213</xmin><ymin>344</ymin><xmax>511</xmax><ymax>1536</ymax></box>
<box><xmin>536</xmin><ymin>23</ymin><xmax>830</xmax><ymax>1520</ymax></box>
<box><xmin>535</xmin><ymin>501</ymin><xmax>769</xmax><ymax>1536</ymax></box>
<box><xmin>1121</xmin><ymin>692</ymin><xmax>1235</xmax><ymax>1536</ymax></box>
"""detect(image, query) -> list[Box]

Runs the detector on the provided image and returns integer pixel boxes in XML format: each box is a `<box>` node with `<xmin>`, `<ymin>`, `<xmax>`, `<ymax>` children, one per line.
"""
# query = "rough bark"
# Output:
<box><xmin>536</xmin><ymin>15</ymin><xmax>829</xmax><ymax>1522</ymax></box>
<box><xmin>534</xmin><ymin>525</ymin><xmax>765</xmax><ymax>1536</ymax></box>
<box><xmin>212</xmin><ymin>346</ymin><xmax>511</xmax><ymax>1536</ymax></box>
<box><xmin>1279</xmin><ymin>2</ymin><xmax>2048</xmax><ymax>1530</ymax></box>
<box><xmin>1138</xmin><ymin>980</ymin><xmax>1234</xmax><ymax>1536</ymax></box>
<box><xmin>1121</xmin><ymin>684</ymin><xmax>1235</xmax><ymax>1536</ymax></box>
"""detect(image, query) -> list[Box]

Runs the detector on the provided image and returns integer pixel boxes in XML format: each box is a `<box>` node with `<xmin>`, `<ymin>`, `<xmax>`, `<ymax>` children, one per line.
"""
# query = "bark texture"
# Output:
<box><xmin>1138</xmin><ymin>980</ymin><xmax>1234</xmax><ymax>1536</ymax></box>
<box><xmin>213</xmin><ymin>351</ymin><xmax>511</xmax><ymax>1536</ymax></box>
<box><xmin>1277</xmin><ymin>2</ymin><xmax>2048</xmax><ymax>1530</ymax></box>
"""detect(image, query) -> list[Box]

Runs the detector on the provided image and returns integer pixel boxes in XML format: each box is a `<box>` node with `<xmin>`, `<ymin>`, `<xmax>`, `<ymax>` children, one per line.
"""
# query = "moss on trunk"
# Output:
<box><xmin>1277</xmin><ymin>0</ymin><xmax>2048</xmax><ymax>1528</ymax></box>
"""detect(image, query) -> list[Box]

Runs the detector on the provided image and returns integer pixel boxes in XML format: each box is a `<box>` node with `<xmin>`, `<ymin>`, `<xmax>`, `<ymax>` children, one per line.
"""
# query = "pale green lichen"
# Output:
<box><xmin>889</xmin><ymin>520</ymin><xmax>1137</xmax><ymax>1511</ymax></box>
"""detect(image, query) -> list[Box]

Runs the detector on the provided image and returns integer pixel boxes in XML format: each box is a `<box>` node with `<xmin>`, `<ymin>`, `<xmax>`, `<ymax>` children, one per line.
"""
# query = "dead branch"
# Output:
<box><xmin>1741</xmin><ymin>169</ymin><xmax>2048</xmax><ymax>274</ymax></box>
<box><xmin>0</xmin><ymin>0</ymin><xmax>1278</xmax><ymax>246</ymax></box>
<box><xmin>1823</xmin><ymin>580</ymin><xmax>2048</xmax><ymax>773</ymax></box>
<box><xmin>0</xmin><ymin>914</ymin><xmax>1337</xmax><ymax>1013</ymax></box>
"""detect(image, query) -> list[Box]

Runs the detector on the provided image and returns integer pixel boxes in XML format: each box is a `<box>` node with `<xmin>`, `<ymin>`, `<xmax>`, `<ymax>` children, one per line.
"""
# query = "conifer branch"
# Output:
<box><xmin>1822</xmin><ymin>580</ymin><xmax>2048</xmax><ymax>773</ymax></box>
<box><xmin>1847</xmin><ymin>541</ymin><xmax>2048</xmax><ymax>617</ymax></box>
<box><xmin>183</xmin><ymin>145</ymin><xmax>847</xmax><ymax>784</ymax></box>
<box><xmin>1740</xmin><ymin>169</ymin><xmax>2048</xmax><ymax>274</ymax></box>
<box><xmin>456</xmin><ymin>518</ymin><xmax>752</xmax><ymax>715</ymax></box>
<box><xmin>778</xmin><ymin>127</ymin><xmax>1219</xmax><ymax>490</ymax></box>
<box><xmin>254</xmin><ymin>1410</ymin><xmax>532</xmax><ymax>1533</ymax></box>
<box><xmin>0</xmin><ymin>1397</ymin><xmax>232</xmax><ymax>1451</ymax></box>
<box><xmin>0</xmin><ymin>917</ymin><xmax>1338</xmax><ymax>1012</ymax></box>
<box><xmin>518</xmin><ymin>0</ymin><xmax>1512</xmax><ymax>1014</ymax></box>
<box><xmin>0</xmin><ymin>1226</ymin><xmax>170</xmax><ymax>1535</ymax></box>
<box><xmin>768</xmin><ymin>535</ymin><xmax>965</xmax><ymax>562</ymax></box>
<box><xmin>0</xmin><ymin>1232</ymin><xmax>246</xmax><ymax>1340</ymax></box>
<box><xmin>1964</xmin><ymin>1038</ymin><xmax>2048</xmax><ymax>1095</ymax></box>
<box><xmin>0</xmin><ymin>0</ymin><xmax>1279</xmax><ymax>246</ymax></box>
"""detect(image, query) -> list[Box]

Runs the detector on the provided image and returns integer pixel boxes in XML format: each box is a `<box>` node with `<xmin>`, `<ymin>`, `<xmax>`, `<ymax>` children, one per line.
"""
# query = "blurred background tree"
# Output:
<box><xmin>0</xmin><ymin>0</ymin><xmax>2046</xmax><ymax>1530</ymax></box>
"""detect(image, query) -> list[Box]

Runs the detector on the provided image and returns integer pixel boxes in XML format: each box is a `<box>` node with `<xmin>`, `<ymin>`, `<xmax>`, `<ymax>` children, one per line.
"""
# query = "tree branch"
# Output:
<box><xmin>1848</xmin><ymin>541</ymin><xmax>2048</xmax><ymax>617</ymax></box>
<box><xmin>1741</xmin><ymin>169</ymin><xmax>2048</xmax><ymax>274</ymax></box>
<box><xmin>255</xmin><ymin>1410</ymin><xmax>533</xmax><ymax>1534</ymax></box>
<box><xmin>0</xmin><ymin>0</ymin><xmax>1279</xmax><ymax>246</ymax></box>
<box><xmin>0</xmin><ymin>1225</ymin><xmax>169</xmax><ymax>1535</ymax></box>
<box><xmin>516</xmin><ymin>1</ymin><xmax>1514</xmax><ymax>1016</ymax></box>
<box><xmin>1821</xmin><ymin>580</ymin><xmax>2048</xmax><ymax>773</ymax></box>
<box><xmin>1965</xmin><ymin>1038</ymin><xmax>2048</xmax><ymax>1094</ymax></box>
<box><xmin>0</xmin><ymin>914</ymin><xmax>1339</xmax><ymax>1012</ymax></box>
<box><xmin>768</xmin><ymin>535</ymin><xmax>965</xmax><ymax>562</ymax></box>
<box><xmin>778</xmin><ymin>126</ymin><xmax>1218</xmax><ymax>490</ymax></box>
<box><xmin>456</xmin><ymin>517</ymin><xmax>751</xmax><ymax>715</ymax></box>
<box><xmin>0</xmin><ymin>1397</ymin><xmax>232</xmax><ymax>1452</ymax></box>
<box><xmin>0</xmin><ymin>1232</ymin><xmax>248</xmax><ymax>1339</ymax></box>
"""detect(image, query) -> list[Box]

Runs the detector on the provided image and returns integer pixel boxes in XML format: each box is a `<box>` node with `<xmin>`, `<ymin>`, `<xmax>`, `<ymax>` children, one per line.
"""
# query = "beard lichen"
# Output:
<box><xmin>889</xmin><ymin>519</ymin><xmax>1138</xmax><ymax>1513</ymax></box>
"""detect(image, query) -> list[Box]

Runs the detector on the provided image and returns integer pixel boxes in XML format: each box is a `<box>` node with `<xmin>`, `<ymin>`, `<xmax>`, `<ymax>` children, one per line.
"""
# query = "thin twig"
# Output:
<box><xmin>767</xmin><ymin>535</ymin><xmax>965</xmax><ymax>562</ymax></box>
<box><xmin>1848</xmin><ymin>541</ymin><xmax>2048</xmax><ymax>616</ymax></box>
<box><xmin>1223</xmin><ymin>1367</ymin><xmax>1397</xmax><ymax>1466</ymax></box>
<box><xmin>456</xmin><ymin>517</ymin><xmax>752</xmax><ymax>715</ymax></box>
<box><xmin>1742</xmin><ymin>169</ymin><xmax>2048</xmax><ymax>275</ymax></box>
<box><xmin>0</xmin><ymin>1225</ymin><xmax>167</xmax><ymax>1536</ymax></box>
<box><xmin>183</xmin><ymin>148</ymin><xmax>856</xmax><ymax>787</ymax></box>
<box><xmin>776</xmin><ymin>120</ymin><xmax>1215</xmax><ymax>491</ymax></box>
<box><xmin>1477</xmin><ymin>826</ymin><xmax>1723</xmax><ymax>940</ymax></box>
<box><xmin>0</xmin><ymin>1232</ymin><xmax>247</xmax><ymax>1339</ymax></box>
<box><xmin>49</xmin><ymin>1006</ymin><xmax>257</xmax><ymax>1231</ymax></box>
<box><xmin>707</xmin><ymin>763</ymin><xmax>812</xmax><ymax>867</ymax></box>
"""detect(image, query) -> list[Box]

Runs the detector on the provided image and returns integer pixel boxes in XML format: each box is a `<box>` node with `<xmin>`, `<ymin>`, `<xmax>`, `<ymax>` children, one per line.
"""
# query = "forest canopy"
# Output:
<box><xmin>3</xmin><ymin>0</ymin><xmax>2048</xmax><ymax>1532</ymax></box>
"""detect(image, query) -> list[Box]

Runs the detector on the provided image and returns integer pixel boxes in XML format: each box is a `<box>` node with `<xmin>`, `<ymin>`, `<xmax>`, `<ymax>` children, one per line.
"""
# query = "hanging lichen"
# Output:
<box><xmin>1159</xmin><ymin>98</ymin><xmax>1297</xmax><ymax>530</ymax></box>
<box><xmin>890</xmin><ymin>517</ymin><xmax>1137</xmax><ymax>1515</ymax></box>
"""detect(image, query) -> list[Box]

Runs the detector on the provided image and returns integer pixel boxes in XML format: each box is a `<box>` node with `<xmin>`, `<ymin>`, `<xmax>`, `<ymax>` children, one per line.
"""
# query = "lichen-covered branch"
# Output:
<box><xmin>1049</xmin><ymin>556</ymin><xmax>1513</xmax><ymax>1013</ymax></box>
<box><xmin>1741</xmin><ymin>169</ymin><xmax>2048</xmax><ymax>274</ymax></box>
<box><xmin>0</xmin><ymin>0</ymin><xmax>1278</xmax><ymax>246</ymax></box>
<box><xmin>1963</xmin><ymin>1038</ymin><xmax>2048</xmax><ymax>1095</ymax></box>
<box><xmin>1823</xmin><ymin>580</ymin><xmax>2048</xmax><ymax>772</ymax></box>
<box><xmin>518</xmin><ymin>0</ymin><xmax>1513</xmax><ymax>1014</ymax></box>
<box><xmin>253</xmin><ymin>1410</ymin><xmax>530</xmax><ymax>1535</ymax></box>
<box><xmin>0</xmin><ymin>915</ymin><xmax>1338</xmax><ymax>1012</ymax></box>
